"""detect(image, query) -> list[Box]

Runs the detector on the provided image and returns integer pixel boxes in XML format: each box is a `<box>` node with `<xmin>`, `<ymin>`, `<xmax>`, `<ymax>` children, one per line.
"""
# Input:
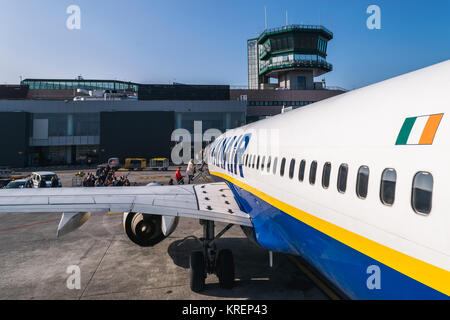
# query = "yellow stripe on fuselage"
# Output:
<box><xmin>210</xmin><ymin>170</ymin><xmax>450</xmax><ymax>296</ymax></box>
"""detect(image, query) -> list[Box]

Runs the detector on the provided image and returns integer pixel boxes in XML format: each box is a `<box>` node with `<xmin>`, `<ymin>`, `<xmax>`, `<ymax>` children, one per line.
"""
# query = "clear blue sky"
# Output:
<box><xmin>0</xmin><ymin>0</ymin><xmax>449</xmax><ymax>89</ymax></box>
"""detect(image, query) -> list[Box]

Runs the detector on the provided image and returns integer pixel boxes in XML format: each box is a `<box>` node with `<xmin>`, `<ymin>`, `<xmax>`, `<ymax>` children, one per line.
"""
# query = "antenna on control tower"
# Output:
<box><xmin>264</xmin><ymin>6</ymin><xmax>268</xmax><ymax>29</ymax></box>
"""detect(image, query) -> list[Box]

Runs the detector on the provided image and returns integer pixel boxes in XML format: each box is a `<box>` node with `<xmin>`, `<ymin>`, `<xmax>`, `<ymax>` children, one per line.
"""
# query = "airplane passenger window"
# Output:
<box><xmin>337</xmin><ymin>164</ymin><xmax>348</xmax><ymax>193</ymax></box>
<box><xmin>322</xmin><ymin>162</ymin><xmax>331</xmax><ymax>189</ymax></box>
<box><xmin>412</xmin><ymin>172</ymin><xmax>433</xmax><ymax>215</ymax></box>
<box><xmin>289</xmin><ymin>159</ymin><xmax>296</xmax><ymax>179</ymax></box>
<box><xmin>380</xmin><ymin>168</ymin><xmax>396</xmax><ymax>206</ymax></box>
<box><xmin>245</xmin><ymin>154</ymin><xmax>249</xmax><ymax>167</ymax></box>
<box><xmin>273</xmin><ymin>157</ymin><xmax>278</xmax><ymax>175</ymax></box>
<box><xmin>267</xmin><ymin>156</ymin><xmax>272</xmax><ymax>172</ymax></box>
<box><xmin>280</xmin><ymin>158</ymin><xmax>286</xmax><ymax>177</ymax></box>
<box><xmin>356</xmin><ymin>166</ymin><xmax>370</xmax><ymax>199</ymax></box>
<box><xmin>261</xmin><ymin>156</ymin><xmax>266</xmax><ymax>171</ymax></box>
<box><xmin>309</xmin><ymin>161</ymin><xmax>318</xmax><ymax>185</ymax></box>
<box><xmin>256</xmin><ymin>156</ymin><xmax>260</xmax><ymax>170</ymax></box>
<box><xmin>299</xmin><ymin>160</ymin><xmax>306</xmax><ymax>182</ymax></box>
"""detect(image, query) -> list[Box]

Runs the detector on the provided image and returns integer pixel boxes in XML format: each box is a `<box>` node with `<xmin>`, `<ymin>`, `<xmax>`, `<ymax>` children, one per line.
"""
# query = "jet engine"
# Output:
<box><xmin>123</xmin><ymin>212</ymin><xmax>179</xmax><ymax>247</ymax></box>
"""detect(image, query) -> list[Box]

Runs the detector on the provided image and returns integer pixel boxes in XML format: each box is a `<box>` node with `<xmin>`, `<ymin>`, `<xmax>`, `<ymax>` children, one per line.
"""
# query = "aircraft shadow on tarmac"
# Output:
<box><xmin>167</xmin><ymin>238</ymin><xmax>317</xmax><ymax>299</ymax></box>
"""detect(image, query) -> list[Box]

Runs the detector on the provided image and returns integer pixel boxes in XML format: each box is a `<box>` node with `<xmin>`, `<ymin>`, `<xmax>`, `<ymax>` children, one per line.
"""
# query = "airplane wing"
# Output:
<box><xmin>0</xmin><ymin>183</ymin><xmax>252</xmax><ymax>227</ymax></box>
<box><xmin>0</xmin><ymin>182</ymin><xmax>252</xmax><ymax>227</ymax></box>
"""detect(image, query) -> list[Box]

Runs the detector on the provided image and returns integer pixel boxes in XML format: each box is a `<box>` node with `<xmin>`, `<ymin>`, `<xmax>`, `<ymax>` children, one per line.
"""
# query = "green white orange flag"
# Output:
<box><xmin>396</xmin><ymin>114</ymin><xmax>443</xmax><ymax>145</ymax></box>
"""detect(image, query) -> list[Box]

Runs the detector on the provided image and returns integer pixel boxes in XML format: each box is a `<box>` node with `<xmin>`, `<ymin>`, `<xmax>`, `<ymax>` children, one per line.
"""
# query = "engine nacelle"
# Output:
<box><xmin>123</xmin><ymin>212</ymin><xmax>179</xmax><ymax>247</ymax></box>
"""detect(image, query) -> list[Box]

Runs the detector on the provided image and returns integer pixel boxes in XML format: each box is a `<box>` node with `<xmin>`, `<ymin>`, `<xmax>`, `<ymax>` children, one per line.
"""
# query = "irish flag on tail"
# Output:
<box><xmin>396</xmin><ymin>113</ymin><xmax>443</xmax><ymax>145</ymax></box>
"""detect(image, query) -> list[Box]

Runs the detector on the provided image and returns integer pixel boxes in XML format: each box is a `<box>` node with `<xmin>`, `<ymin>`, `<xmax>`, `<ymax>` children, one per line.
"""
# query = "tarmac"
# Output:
<box><xmin>0</xmin><ymin>168</ymin><xmax>328</xmax><ymax>300</ymax></box>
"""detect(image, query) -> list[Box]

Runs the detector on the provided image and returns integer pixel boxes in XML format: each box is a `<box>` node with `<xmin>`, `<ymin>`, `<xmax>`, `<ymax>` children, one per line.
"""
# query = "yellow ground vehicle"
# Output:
<box><xmin>148</xmin><ymin>158</ymin><xmax>169</xmax><ymax>171</ymax></box>
<box><xmin>124</xmin><ymin>158</ymin><xmax>147</xmax><ymax>171</ymax></box>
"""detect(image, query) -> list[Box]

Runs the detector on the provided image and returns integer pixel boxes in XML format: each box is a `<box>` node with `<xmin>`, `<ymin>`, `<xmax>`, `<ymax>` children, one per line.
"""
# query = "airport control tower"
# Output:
<box><xmin>248</xmin><ymin>24</ymin><xmax>333</xmax><ymax>90</ymax></box>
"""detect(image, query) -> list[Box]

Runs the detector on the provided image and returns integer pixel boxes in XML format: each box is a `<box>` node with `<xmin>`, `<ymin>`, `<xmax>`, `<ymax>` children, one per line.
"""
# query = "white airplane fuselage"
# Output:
<box><xmin>206</xmin><ymin>60</ymin><xmax>450</xmax><ymax>299</ymax></box>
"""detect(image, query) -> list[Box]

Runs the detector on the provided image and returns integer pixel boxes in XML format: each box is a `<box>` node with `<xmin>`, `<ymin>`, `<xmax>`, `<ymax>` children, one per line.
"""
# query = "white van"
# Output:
<box><xmin>31</xmin><ymin>172</ymin><xmax>62</xmax><ymax>188</ymax></box>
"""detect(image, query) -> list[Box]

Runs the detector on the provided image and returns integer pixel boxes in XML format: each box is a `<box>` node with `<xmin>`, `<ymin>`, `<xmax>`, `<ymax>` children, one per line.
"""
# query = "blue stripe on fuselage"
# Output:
<box><xmin>211</xmin><ymin>175</ymin><xmax>448</xmax><ymax>300</ymax></box>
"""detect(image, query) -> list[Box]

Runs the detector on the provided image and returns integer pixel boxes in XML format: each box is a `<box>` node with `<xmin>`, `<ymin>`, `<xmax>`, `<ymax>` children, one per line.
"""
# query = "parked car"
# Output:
<box><xmin>0</xmin><ymin>179</ymin><xmax>12</xmax><ymax>188</ymax></box>
<box><xmin>31</xmin><ymin>172</ymin><xmax>62</xmax><ymax>188</ymax></box>
<box><xmin>108</xmin><ymin>158</ymin><xmax>121</xmax><ymax>170</ymax></box>
<box><xmin>4</xmin><ymin>178</ymin><xmax>31</xmax><ymax>189</ymax></box>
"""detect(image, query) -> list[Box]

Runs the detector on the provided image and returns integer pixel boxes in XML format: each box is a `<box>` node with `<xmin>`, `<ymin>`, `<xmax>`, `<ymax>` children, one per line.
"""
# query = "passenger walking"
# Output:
<box><xmin>175</xmin><ymin>167</ymin><xmax>184</xmax><ymax>184</ymax></box>
<box><xmin>186</xmin><ymin>159</ymin><xmax>195</xmax><ymax>184</ymax></box>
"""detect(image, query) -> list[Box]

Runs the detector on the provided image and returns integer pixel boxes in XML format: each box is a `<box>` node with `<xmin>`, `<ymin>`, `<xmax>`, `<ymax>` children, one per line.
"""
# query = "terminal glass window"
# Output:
<box><xmin>412</xmin><ymin>172</ymin><xmax>433</xmax><ymax>215</ymax></box>
<box><xmin>380</xmin><ymin>169</ymin><xmax>397</xmax><ymax>206</ymax></box>
<box><xmin>297</xmin><ymin>77</ymin><xmax>306</xmax><ymax>90</ymax></box>
<box><xmin>247</xmin><ymin>40</ymin><xmax>259</xmax><ymax>89</ymax></box>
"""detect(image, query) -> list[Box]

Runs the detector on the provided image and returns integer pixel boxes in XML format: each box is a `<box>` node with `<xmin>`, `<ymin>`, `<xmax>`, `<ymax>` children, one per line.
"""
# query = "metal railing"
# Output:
<box><xmin>259</xmin><ymin>24</ymin><xmax>333</xmax><ymax>39</ymax></box>
<box><xmin>259</xmin><ymin>59</ymin><xmax>333</xmax><ymax>75</ymax></box>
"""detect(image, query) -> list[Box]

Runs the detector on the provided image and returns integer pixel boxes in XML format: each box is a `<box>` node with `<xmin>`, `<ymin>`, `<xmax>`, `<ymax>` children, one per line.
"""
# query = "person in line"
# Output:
<box><xmin>175</xmin><ymin>167</ymin><xmax>184</xmax><ymax>184</ymax></box>
<box><xmin>186</xmin><ymin>159</ymin><xmax>195</xmax><ymax>184</ymax></box>
<box><xmin>39</xmin><ymin>178</ymin><xmax>47</xmax><ymax>188</ymax></box>
<box><xmin>51</xmin><ymin>176</ymin><xmax>59</xmax><ymax>188</ymax></box>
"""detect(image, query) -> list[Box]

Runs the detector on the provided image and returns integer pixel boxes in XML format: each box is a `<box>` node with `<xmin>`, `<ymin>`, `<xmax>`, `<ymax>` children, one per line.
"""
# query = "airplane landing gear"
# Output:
<box><xmin>189</xmin><ymin>220</ymin><xmax>235</xmax><ymax>293</ymax></box>
<box><xmin>190</xmin><ymin>251</ymin><xmax>206</xmax><ymax>292</ymax></box>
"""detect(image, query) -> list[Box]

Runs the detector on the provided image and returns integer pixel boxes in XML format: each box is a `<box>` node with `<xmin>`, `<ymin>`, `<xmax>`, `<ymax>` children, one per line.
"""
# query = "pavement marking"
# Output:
<box><xmin>136</xmin><ymin>176</ymin><xmax>171</xmax><ymax>180</ymax></box>
<box><xmin>288</xmin><ymin>256</ymin><xmax>341</xmax><ymax>300</ymax></box>
<box><xmin>0</xmin><ymin>219</ymin><xmax>60</xmax><ymax>232</ymax></box>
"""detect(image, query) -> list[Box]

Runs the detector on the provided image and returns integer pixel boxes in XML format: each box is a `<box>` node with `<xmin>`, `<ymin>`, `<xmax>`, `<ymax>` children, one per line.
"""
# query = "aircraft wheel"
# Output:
<box><xmin>190</xmin><ymin>251</ymin><xmax>206</xmax><ymax>292</ymax></box>
<box><xmin>216</xmin><ymin>249</ymin><xmax>235</xmax><ymax>289</ymax></box>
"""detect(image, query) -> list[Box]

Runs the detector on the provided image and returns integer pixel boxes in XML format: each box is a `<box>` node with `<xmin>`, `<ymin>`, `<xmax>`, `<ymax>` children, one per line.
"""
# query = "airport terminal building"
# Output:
<box><xmin>0</xmin><ymin>82</ymin><xmax>245</xmax><ymax>168</ymax></box>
